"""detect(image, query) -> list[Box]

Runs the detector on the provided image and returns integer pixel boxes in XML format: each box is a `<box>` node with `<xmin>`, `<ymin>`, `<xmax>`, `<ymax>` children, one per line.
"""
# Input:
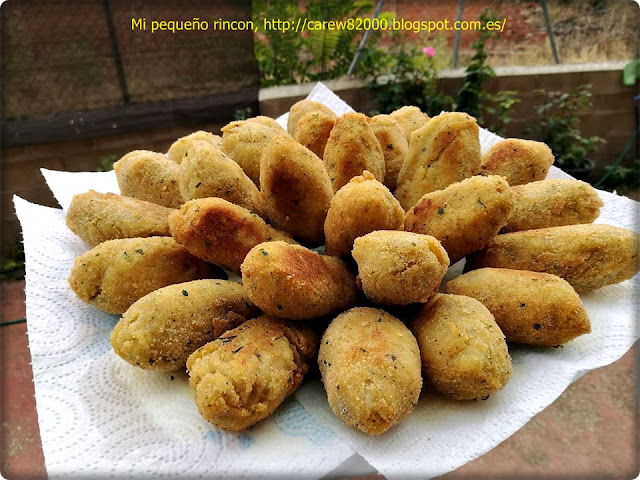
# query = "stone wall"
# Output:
<box><xmin>2</xmin><ymin>62</ymin><xmax>636</xmax><ymax>255</ymax></box>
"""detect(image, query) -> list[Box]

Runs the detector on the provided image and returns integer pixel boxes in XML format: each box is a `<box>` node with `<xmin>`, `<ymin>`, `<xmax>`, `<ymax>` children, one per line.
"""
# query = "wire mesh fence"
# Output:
<box><xmin>1</xmin><ymin>0</ymin><xmax>259</xmax><ymax>121</ymax></box>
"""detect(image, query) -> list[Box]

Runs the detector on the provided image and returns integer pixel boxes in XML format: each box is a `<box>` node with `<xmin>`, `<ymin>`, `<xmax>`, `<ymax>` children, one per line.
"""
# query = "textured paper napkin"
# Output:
<box><xmin>17</xmin><ymin>82</ymin><xmax>639</xmax><ymax>479</ymax></box>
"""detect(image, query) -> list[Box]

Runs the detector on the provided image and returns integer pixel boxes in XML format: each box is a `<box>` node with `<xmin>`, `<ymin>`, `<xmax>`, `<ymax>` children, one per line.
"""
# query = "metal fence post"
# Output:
<box><xmin>540</xmin><ymin>0</ymin><xmax>560</xmax><ymax>64</ymax></box>
<box><xmin>450</xmin><ymin>0</ymin><xmax>464</xmax><ymax>68</ymax></box>
<box><xmin>102</xmin><ymin>0</ymin><xmax>130</xmax><ymax>103</ymax></box>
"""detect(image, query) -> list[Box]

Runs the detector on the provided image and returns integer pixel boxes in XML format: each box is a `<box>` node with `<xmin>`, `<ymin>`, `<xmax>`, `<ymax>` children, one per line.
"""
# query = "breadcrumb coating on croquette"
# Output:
<box><xmin>323</xmin><ymin>112</ymin><xmax>385</xmax><ymax>192</ymax></box>
<box><xmin>241</xmin><ymin>241</ymin><xmax>357</xmax><ymax>320</ymax></box>
<box><xmin>114</xmin><ymin>150</ymin><xmax>183</xmax><ymax>208</ymax></box>
<box><xmin>68</xmin><ymin>236</ymin><xmax>220</xmax><ymax>315</ymax></box>
<box><xmin>480</xmin><ymin>138</ymin><xmax>554</xmax><ymax>186</ymax></box>
<box><xmin>318</xmin><ymin>307</ymin><xmax>422</xmax><ymax>435</ymax></box>
<box><xmin>167</xmin><ymin>130</ymin><xmax>223</xmax><ymax>164</ymax></box>
<box><xmin>260</xmin><ymin>135</ymin><xmax>333</xmax><ymax>245</ymax></box>
<box><xmin>245</xmin><ymin>115</ymin><xmax>287</xmax><ymax>135</ymax></box>
<box><xmin>287</xmin><ymin>99</ymin><xmax>336</xmax><ymax>135</ymax></box>
<box><xmin>388</xmin><ymin>106</ymin><xmax>430</xmax><ymax>144</ymax></box>
<box><xmin>502</xmin><ymin>178</ymin><xmax>602</xmax><ymax>233</ymax></box>
<box><xmin>294</xmin><ymin>111</ymin><xmax>335</xmax><ymax>160</ymax></box>
<box><xmin>169</xmin><ymin>198</ymin><xmax>295</xmax><ymax>274</ymax></box>
<box><xmin>66</xmin><ymin>190</ymin><xmax>174</xmax><ymax>247</ymax></box>
<box><xmin>186</xmin><ymin>316</ymin><xmax>318</xmax><ymax>431</ymax></box>
<box><xmin>410</xmin><ymin>293</ymin><xmax>512</xmax><ymax>401</ymax></box>
<box><xmin>465</xmin><ymin>224</ymin><xmax>640</xmax><ymax>293</ymax></box>
<box><xmin>370</xmin><ymin>114</ymin><xmax>409</xmax><ymax>191</ymax></box>
<box><xmin>404</xmin><ymin>175</ymin><xmax>515</xmax><ymax>264</ymax></box>
<box><xmin>352</xmin><ymin>230</ymin><xmax>449</xmax><ymax>306</ymax></box>
<box><xmin>395</xmin><ymin>112</ymin><xmax>481</xmax><ymax>210</ymax></box>
<box><xmin>178</xmin><ymin>140</ymin><xmax>265</xmax><ymax>217</ymax></box>
<box><xmin>324</xmin><ymin>171</ymin><xmax>404</xmax><ymax>257</ymax></box>
<box><xmin>221</xmin><ymin>120</ymin><xmax>281</xmax><ymax>186</ymax></box>
<box><xmin>111</xmin><ymin>280</ymin><xmax>259</xmax><ymax>371</ymax></box>
<box><xmin>445</xmin><ymin>268</ymin><xmax>591</xmax><ymax>346</ymax></box>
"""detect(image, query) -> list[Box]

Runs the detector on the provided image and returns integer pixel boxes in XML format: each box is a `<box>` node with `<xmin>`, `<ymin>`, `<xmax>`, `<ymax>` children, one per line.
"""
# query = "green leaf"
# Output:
<box><xmin>623</xmin><ymin>60</ymin><xmax>640</xmax><ymax>86</ymax></box>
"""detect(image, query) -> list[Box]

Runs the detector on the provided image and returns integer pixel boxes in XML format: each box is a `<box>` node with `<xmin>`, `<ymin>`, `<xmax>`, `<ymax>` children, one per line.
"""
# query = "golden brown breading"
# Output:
<box><xmin>187</xmin><ymin>316</ymin><xmax>318</xmax><ymax>431</ymax></box>
<box><xmin>466</xmin><ymin>224</ymin><xmax>640</xmax><ymax>292</ymax></box>
<box><xmin>370</xmin><ymin>114</ymin><xmax>409</xmax><ymax>191</ymax></box>
<box><xmin>480</xmin><ymin>139</ymin><xmax>554</xmax><ymax>186</ymax></box>
<box><xmin>68</xmin><ymin>237</ymin><xmax>219</xmax><ymax>315</ymax></box>
<box><xmin>445</xmin><ymin>268</ymin><xmax>591</xmax><ymax>346</ymax></box>
<box><xmin>241</xmin><ymin>241</ymin><xmax>357</xmax><ymax>320</ymax></box>
<box><xmin>404</xmin><ymin>175</ymin><xmax>515</xmax><ymax>264</ymax></box>
<box><xmin>111</xmin><ymin>280</ymin><xmax>260</xmax><ymax>371</ymax></box>
<box><xmin>388</xmin><ymin>106</ymin><xmax>430</xmax><ymax>144</ymax></box>
<box><xmin>246</xmin><ymin>115</ymin><xmax>287</xmax><ymax>135</ymax></box>
<box><xmin>318</xmin><ymin>307</ymin><xmax>422</xmax><ymax>435</ymax></box>
<box><xmin>324</xmin><ymin>171</ymin><xmax>404</xmax><ymax>257</ymax></box>
<box><xmin>178</xmin><ymin>140</ymin><xmax>265</xmax><ymax>217</ymax></box>
<box><xmin>323</xmin><ymin>112</ymin><xmax>385</xmax><ymax>192</ymax></box>
<box><xmin>221</xmin><ymin>120</ymin><xmax>280</xmax><ymax>186</ymax></box>
<box><xmin>114</xmin><ymin>150</ymin><xmax>183</xmax><ymax>208</ymax></box>
<box><xmin>395</xmin><ymin>112</ymin><xmax>481</xmax><ymax>210</ymax></box>
<box><xmin>501</xmin><ymin>178</ymin><xmax>603</xmax><ymax>233</ymax></box>
<box><xmin>287</xmin><ymin>99</ymin><xmax>336</xmax><ymax>135</ymax></box>
<box><xmin>293</xmin><ymin>111</ymin><xmax>335</xmax><ymax>159</ymax></box>
<box><xmin>410</xmin><ymin>294</ymin><xmax>512</xmax><ymax>401</ymax></box>
<box><xmin>168</xmin><ymin>198</ymin><xmax>295</xmax><ymax>273</ymax></box>
<box><xmin>66</xmin><ymin>190</ymin><xmax>174</xmax><ymax>247</ymax></box>
<box><xmin>260</xmin><ymin>135</ymin><xmax>333</xmax><ymax>245</ymax></box>
<box><xmin>167</xmin><ymin>131</ymin><xmax>223</xmax><ymax>164</ymax></box>
<box><xmin>351</xmin><ymin>231</ymin><xmax>449</xmax><ymax>306</ymax></box>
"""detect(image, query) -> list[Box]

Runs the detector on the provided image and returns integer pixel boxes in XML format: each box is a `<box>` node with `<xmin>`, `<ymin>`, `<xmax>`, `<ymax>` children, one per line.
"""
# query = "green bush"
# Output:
<box><xmin>253</xmin><ymin>0</ymin><xmax>388</xmax><ymax>86</ymax></box>
<box><xmin>453</xmin><ymin>9</ymin><xmax>519</xmax><ymax>136</ymax></box>
<box><xmin>368</xmin><ymin>32</ymin><xmax>452</xmax><ymax>116</ymax></box>
<box><xmin>528</xmin><ymin>84</ymin><xmax>604</xmax><ymax>170</ymax></box>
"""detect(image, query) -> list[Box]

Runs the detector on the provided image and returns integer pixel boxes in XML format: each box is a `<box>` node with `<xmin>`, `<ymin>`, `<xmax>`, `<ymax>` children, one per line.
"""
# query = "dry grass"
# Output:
<box><xmin>485</xmin><ymin>0</ymin><xmax>639</xmax><ymax>67</ymax></box>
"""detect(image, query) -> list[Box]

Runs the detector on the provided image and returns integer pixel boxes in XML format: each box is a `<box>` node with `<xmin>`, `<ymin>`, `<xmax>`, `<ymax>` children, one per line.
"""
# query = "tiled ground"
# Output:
<box><xmin>0</xmin><ymin>279</ymin><xmax>637</xmax><ymax>479</ymax></box>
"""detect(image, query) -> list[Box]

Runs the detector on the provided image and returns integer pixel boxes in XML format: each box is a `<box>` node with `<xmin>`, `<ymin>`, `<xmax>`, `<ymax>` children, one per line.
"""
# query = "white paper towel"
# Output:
<box><xmin>19</xmin><ymin>82</ymin><xmax>639</xmax><ymax>479</ymax></box>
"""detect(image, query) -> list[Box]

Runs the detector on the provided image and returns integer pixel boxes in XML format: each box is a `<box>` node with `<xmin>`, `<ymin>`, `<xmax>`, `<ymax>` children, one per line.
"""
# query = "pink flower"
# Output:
<box><xmin>422</xmin><ymin>46</ymin><xmax>436</xmax><ymax>58</ymax></box>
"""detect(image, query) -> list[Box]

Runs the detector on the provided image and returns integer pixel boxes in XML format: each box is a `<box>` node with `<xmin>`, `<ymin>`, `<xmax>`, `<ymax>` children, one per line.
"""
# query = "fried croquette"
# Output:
<box><xmin>351</xmin><ymin>231</ymin><xmax>449</xmax><ymax>306</ymax></box>
<box><xmin>466</xmin><ymin>224</ymin><xmax>640</xmax><ymax>293</ymax></box>
<box><xmin>501</xmin><ymin>178</ymin><xmax>603</xmax><ymax>233</ymax></box>
<box><xmin>68</xmin><ymin>237</ymin><xmax>220</xmax><ymax>315</ymax></box>
<box><xmin>445</xmin><ymin>268</ymin><xmax>591</xmax><ymax>346</ymax></box>
<box><xmin>111</xmin><ymin>280</ymin><xmax>260</xmax><ymax>371</ymax></box>
<box><xmin>287</xmin><ymin>99</ymin><xmax>336</xmax><ymax>135</ymax></box>
<box><xmin>323</xmin><ymin>112</ymin><xmax>385</xmax><ymax>192</ymax></box>
<box><xmin>167</xmin><ymin>130</ymin><xmax>223</xmax><ymax>164</ymax></box>
<box><xmin>260</xmin><ymin>135</ymin><xmax>333</xmax><ymax>245</ymax></box>
<box><xmin>246</xmin><ymin>115</ymin><xmax>287</xmax><ymax>135</ymax></box>
<box><xmin>114</xmin><ymin>150</ymin><xmax>183</xmax><ymax>208</ymax></box>
<box><xmin>318</xmin><ymin>307</ymin><xmax>422</xmax><ymax>435</ymax></box>
<box><xmin>480</xmin><ymin>138</ymin><xmax>554</xmax><ymax>186</ymax></box>
<box><xmin>221</xmin><ymin>120</ymin><xmax>280</xmax><ymax>186</ymax></box>
<box><xmin>404</xmin><ymin>175</ymin><xmax>515</xmax><ymax>264</ymax></box>
<box><xmin>324</xmin><ymin>171</ymin><xmax>404</xmax><ymax>257</ymax></box>
<box><xmin>241</xmin><ymin>241</ymin><xmax>357</xmax><ymax>320</ymax></box>
<box><xmin>410</xmin><ymin>293</ymin><xmax>512</xmax><ymax>400</ymax></box>
<box><xmin>187</xmin><ymin>316</ymin><xmax>318</xmax><ymax>431</ymax></box>
<box><xmin>388</xmin><ymin>106</ymin><xmax>430</xmax><ymax>144</ymax></box>
<box><xmin>395</xmin><ymin>112</ymin><xmax>481</xmax><ymax>210</ymax></box>
<box><xmin>293</xmin><ymin>111</ymin><xmax>335</xmax><ymax>159</ymax></box>
<box><xmin>168</xmin><ymin>198</ymin><xmax>295</xmax><ymax>273</ymax></box>
<box><xmin>370</xmin><ymin>114</ymin><xmax>409</xmax><ymax>191</ymax></box>
<box><xmin>178</xmin><ymin>140</ymin><xmax>265</xmax><ymax>217</ymax></box>
<box><xmin>66</xmin><ymin>190</ymin><xmax>174</xmax><ymax>247</ymax></box>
